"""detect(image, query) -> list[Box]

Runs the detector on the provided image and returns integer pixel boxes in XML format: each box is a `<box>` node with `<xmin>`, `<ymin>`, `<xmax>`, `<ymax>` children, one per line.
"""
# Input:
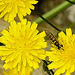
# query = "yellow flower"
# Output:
<box><xmin>0</xmin><ymin>0</ymin><xmax>38</xmax><ymax>22</ymax></box>
<box><xmin>0</xmin><ymin>19</ymin><xmax>47</xmax><ymax>75</ymax></box>
<box><xmin>3</xmin><ymin>67</ymin><xmax>33</xmax><ymax>75</ymax></box>
<box><xmin>47</xmin><ymin>28</ymin><xmax>75</xmax><ymax>75</ymax></box>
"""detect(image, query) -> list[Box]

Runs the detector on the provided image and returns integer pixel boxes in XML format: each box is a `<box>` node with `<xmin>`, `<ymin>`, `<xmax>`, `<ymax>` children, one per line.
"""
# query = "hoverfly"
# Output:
<box><xmin>45</xmin><ymin>30</ymin><xmax>63</xmax><ymax>49</ymax></box>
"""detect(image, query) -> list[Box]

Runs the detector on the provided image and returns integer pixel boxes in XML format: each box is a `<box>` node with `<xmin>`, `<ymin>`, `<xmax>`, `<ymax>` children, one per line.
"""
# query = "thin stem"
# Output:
<box><xmin>33</xmin><ymin>11</ymin><xmax>61</xmax><ymax>32</ymax></box>
<box><xmin>66</xmin><ymin>0</ymin><xmax>75</xmax><ymax>4</ymax></box>
<box><xmin>32</xmin><ymin>1</ymin><xmax>72</xmax><ymax>24</ymax></box>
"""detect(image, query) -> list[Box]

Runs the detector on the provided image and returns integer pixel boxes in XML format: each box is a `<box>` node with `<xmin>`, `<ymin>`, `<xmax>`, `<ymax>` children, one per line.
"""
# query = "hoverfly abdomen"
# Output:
<box><xmin>45</xmin><ymin>30</ymin><xmax>62</xmax><ymax>49</ymax></box>
<box><xmin>49</xmin><ymin>34</ymin><xmax>56</xmax><ymax>42</ymax></box>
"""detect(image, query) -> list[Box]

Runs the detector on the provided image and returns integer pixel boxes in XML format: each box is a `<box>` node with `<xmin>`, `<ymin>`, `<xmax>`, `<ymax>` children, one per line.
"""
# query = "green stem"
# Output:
<box><xmin>33</xmin><ymin>11</ymin><xmax>61</xmax><ymax>32</ymax></box>
<box><xmin>66</xmin><ymin>0</ymin><xmax>75</xmax><ymax>4</ymax></box>
<box><xmin>32</xmin><ymin>1</ymin><xmax>72</xmax><ymax>24</ymax></box>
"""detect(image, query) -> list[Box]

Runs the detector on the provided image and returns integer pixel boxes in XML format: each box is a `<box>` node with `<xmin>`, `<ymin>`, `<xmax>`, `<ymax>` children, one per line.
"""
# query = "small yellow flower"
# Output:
<box><xmin>47</xmin><ymin>28</ymin><xmax>75</xmax><ymax>75</ymax></box>
<box><xmin>3</xmin><ymin>67</ymin><xmax>33</xmax><ymax>75</ymax></box>
<box><xmin>0</xmin><ymin>19</ymin><xmax>47</xmax><ymax>75</ymax></box>
<box><xmin>0</xmin><ymin>0</ymin><xmax>38</xmax><ymax>22</ymax></box>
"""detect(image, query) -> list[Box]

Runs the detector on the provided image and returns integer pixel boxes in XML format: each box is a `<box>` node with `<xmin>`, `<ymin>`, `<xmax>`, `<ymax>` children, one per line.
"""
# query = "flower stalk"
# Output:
<box><xmin>32</xmin><ymin>1</ymin><xmax>72</xmax><ymax>24</ymax></box>
<box><xmin>33</xmin><ymin>11</ymin><xmax>61</xmax><ymax>32</ymax></box>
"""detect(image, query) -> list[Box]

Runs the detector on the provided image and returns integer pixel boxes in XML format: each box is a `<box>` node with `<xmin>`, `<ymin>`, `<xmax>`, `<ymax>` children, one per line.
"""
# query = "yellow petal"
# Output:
<box><xmin>66</xmin><ymin>28</ymin><xmax>72</xmax><ymax>37</ymax></box>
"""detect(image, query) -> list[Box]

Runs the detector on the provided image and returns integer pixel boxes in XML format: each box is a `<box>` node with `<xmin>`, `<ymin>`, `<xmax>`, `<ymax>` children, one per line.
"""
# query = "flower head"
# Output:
<box><xmin>0</xmin><ymin>0</ymin><xmax>38</xmax><ymax>22</ymax></box>
<box><xmin>0</xmin><ymin>19</ymin><xmax>47</xmax><ymax>75</ymax></box>
<box><xmin>3</xmin><ymin>67</ymin><xmax>33</xmax><ymax>75</ymax></box>
<box><xmin>47</xmin><ymin>28</ymin><xmax>75</xmax><ymax>75</ymax></box>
